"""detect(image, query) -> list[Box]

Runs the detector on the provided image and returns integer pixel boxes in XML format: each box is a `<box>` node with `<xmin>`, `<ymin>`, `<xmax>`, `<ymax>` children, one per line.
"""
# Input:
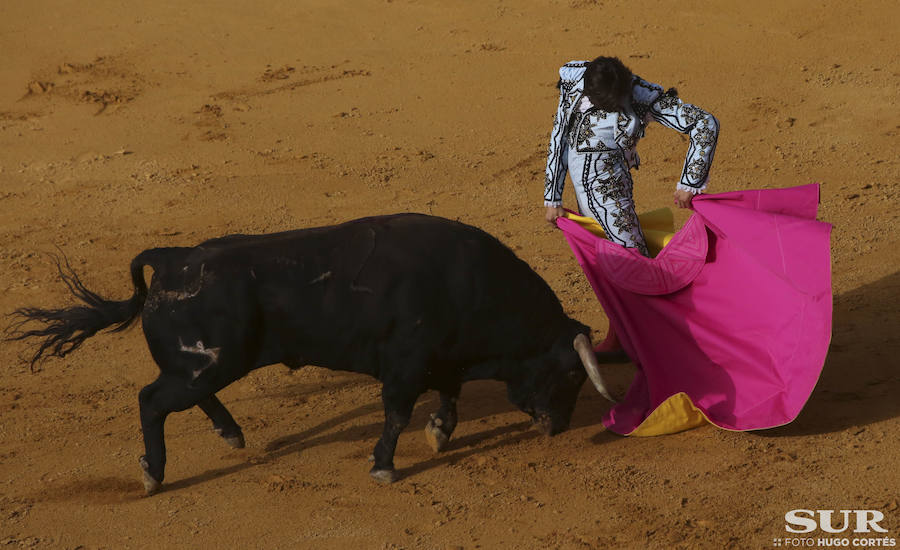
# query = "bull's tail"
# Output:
<box><xmin>6</xmin><ymin>250</ymin><xmax>160</xmax><ymax>370</ymax></box>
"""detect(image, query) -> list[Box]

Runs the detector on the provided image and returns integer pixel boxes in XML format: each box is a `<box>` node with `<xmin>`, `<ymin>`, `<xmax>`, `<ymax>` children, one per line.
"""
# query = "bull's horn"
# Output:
<box><xmin>574</xmin><ymin>333</ymin><xmax>618</xmax><ymax>403</ymax></box>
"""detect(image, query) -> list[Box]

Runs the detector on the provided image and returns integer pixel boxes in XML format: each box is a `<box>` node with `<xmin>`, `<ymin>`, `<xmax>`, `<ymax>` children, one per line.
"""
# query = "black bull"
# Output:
<box><xmin>9</xmin><ymin>213</ymin><xmax>616</xmax><ymax>494</ymax></box>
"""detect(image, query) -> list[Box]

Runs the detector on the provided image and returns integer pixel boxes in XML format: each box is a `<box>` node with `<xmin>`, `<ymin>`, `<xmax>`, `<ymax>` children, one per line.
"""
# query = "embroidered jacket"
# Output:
<box><xmin>544</xmin><ymin>60</ymin><xmax>719</xmax><ymax>207</ymax></box>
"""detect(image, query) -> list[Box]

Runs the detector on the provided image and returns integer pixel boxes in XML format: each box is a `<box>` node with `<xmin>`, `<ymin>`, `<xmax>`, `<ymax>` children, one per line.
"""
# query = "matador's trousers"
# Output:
<box><xmin>568</xmin><ymin>149</ymin><xmax>650</xmax><ymax>257</ymax></box>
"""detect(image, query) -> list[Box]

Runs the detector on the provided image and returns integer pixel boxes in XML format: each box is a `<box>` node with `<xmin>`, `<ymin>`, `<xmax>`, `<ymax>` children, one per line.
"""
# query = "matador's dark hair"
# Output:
<box><xmin>582</xmin><ymin>56</ymin><xmax>634</xmax><ymax>112</ymax></box>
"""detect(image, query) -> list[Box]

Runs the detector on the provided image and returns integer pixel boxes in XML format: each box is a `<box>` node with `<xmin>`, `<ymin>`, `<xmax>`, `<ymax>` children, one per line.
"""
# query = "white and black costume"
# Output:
<box><xmin>544</xmin><ymin>60</ymin><xmax>719</xmax><ymax>256</ymax></box>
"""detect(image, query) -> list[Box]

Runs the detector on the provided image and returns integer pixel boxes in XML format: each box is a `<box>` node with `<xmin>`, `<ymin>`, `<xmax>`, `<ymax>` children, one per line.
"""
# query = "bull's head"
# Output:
<box><xmin>506</xmin><ymin>333</ymin><xmax>617</xmax><ymax>435</ymax></box>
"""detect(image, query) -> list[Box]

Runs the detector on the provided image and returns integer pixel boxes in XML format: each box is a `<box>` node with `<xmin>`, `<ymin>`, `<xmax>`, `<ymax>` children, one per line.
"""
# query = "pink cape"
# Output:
<box><xmin>557</xmin><ymin>184</ymin><xmax>832</xmax><ymax>434</ymax></box>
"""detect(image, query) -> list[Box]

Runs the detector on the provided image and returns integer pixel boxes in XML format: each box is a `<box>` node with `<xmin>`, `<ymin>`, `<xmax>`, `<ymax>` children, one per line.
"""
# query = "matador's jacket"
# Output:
<box><xmin>544</xmin><ymin>60</ymin><xmax>719</xmax><ymax>255</ymax></box>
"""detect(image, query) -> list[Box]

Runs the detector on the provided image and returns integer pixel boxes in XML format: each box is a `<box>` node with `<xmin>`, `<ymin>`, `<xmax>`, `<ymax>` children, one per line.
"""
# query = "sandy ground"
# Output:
<box><xmin>1</xmin><ymin>1</ymin><xmax>898</xmax><ymax>548</ymax></box>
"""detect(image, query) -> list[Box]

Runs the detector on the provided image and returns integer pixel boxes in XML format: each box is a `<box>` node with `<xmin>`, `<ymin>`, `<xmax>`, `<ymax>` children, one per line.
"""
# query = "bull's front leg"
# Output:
<box><xmin>424</xmin><ymin>389</ymin><xmax>459</xmax><ymax>453</ymax></box>
<box><xmin>370</xmin><ymin>387</ymin><xmax>418</xmax><ymax>484</ymax></box>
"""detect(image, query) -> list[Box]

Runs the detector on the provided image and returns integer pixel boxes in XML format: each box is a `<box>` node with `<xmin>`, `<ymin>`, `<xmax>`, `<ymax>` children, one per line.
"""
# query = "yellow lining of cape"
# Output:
<box><xmin>563</xmin><ymin>208</ymin><xmax>675</xmax><ymax>257</ymax></box>
<box><xmin>627</xmin><ymin>392</ymin><xmax>711</xmax><ymax>436</ymax></box>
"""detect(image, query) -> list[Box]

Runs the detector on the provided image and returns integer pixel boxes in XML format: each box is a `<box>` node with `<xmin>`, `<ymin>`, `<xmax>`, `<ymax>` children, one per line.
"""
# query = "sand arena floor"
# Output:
<box><xmin>1</xmin><ymin>1</ymin><xmax>898</xmax><ymax>548</ymax></box>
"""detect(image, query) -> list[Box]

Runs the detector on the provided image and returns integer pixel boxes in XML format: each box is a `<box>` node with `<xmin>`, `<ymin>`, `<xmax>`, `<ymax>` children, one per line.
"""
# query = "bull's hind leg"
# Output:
<box><xmin>198</xmin><ymin>395</ymin><xmax>245</xmax><ymax>449</ymax></box>
<box><xmin>138</xmin><ymin>375</ymin><xmax>228</xmax><ymax>495</ymax></box>
<box><xmin>424</xmin><ymin>389</ymin><xmax>460</xmax><ymax>453</ymax></box>
<box><xmin>138</xmin><ymin>377</ymin><xmax>174</xmax><ymax>495</ymax></box>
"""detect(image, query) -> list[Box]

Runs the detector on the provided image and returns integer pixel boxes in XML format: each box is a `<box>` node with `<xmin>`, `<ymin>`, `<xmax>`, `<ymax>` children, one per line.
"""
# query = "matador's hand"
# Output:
<box><xmin>545</xmin><ymin>206</ymin><xmax>566</xmax><ymax>227</ymax></box>
<box><xmin>673</xmin><ymin>189</ymin><xmax>696</xmax><ymax>209</ymax></box>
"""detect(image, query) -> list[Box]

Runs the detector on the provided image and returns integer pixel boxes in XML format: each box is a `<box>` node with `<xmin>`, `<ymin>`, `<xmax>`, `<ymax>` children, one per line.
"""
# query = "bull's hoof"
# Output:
<box><xmin>214</xmin><ymin>428</ymin><xmax>246</xmax><ymax>449</ymax></box>
<box><xmin>224</xmin><ymin>433</ymin><xmax>246</xmax><ymax>449</ymax></box>
<box><xmin>531</xmin><ymin>414</ymin><xmax>554</xmax><ymax>436</ymax></box>
<box><xmin>424</xmin><ymin>417</ymin><xmax>450</xmax><ymax>453</ymax></box>
<box><xmin>369</xmin><ymin>468</ymin><xmax>399</xmax><ymax>484</ymax></box>
<box><xmin>139</xmin><ymin>456</ymin><xmax>162</xmax><ymax>496</ymax></box>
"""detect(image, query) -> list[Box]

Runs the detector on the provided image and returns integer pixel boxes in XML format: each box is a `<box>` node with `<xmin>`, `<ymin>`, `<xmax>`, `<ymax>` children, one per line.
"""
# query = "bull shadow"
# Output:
<box><xmin>398</xmin><ymin>422</ymin><xmax>540</xmax><ymax>479</ymax></box>
<box><xmin>165</xmin><ymin>380</ymin><xmax>545</xmax><ymax>493</ymax></box>
<box><xmin>164</xmin><ymin>400</ymin><xmax>381</xmax><ymax>493</ymax></box>
<box><xmin>565</xmin><ymin>362</ymin><xmax>632</xmax><ymax>431</ymax></box>
<box><xmin>257</xmin><ymin>379</ymin><xmax>533</xmax><ymax>454</ymax></box>
<box><xmin>755</xmin><ymin>270</ymin><xmax>900</xmax><ymax>437</ymax></box>
<box><xmin>226</xmin><ymin>369</ymin><xmax>380</xmax><ymax>406</ymax></box>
